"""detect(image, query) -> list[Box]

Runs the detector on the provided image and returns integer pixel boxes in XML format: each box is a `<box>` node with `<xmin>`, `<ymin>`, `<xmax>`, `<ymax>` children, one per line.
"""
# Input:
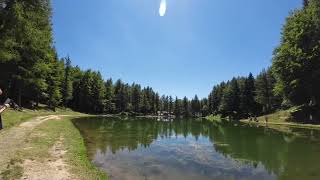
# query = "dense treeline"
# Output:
<box><xmin>0</xmin><ymin>0</ymin><xmax>319</xmax><ymax>120</ymax></box>
<box><xmin>208</xmin><ymin>0</ymin><xmax>320</xmax><ymax>121</ymax></box>
<box><xmin>0</xmin><ymin>0</ymin><xmax>205</xmax><ymax>116</ymax></box>
<box><xmin>68</xmin><ymin>67</ymin><xmax>209</xmax><ymax>116</ymax></box>
<box><xmin>207</xmin><ymin>70</ymin><xmax>281</xmax><ymax>119</ymax></box>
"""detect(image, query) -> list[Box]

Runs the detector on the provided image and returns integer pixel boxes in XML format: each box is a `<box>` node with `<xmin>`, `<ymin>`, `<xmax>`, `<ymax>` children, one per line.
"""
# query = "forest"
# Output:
<box><xmin>0</xmin><ymin>0</ymin><xmax>319</xmax><ymax>121</ymax></box>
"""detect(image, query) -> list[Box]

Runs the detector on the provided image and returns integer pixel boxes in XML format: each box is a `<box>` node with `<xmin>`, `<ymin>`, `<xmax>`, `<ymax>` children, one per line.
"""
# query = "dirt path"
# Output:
<box><xmin>0</xmin><ymin>115</ymin><xmax>77</xmax><ymax>180</ymax></box>
<box><xmin>20</xmin><ymin>136</ymin><xmax>75</xmax><ymax>180</ymax></box>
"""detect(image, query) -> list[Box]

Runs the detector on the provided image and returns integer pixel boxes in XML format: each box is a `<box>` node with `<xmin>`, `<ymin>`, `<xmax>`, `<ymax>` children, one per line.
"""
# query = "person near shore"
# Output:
<box><xmin>265</xmin><ymin>116</ymin><xmax>269</xmax><ymax>124</ymax></box>
<box><xmin>0</xmin><ymin>88</ymin><xmax>11</xmax><ymax>130</ymax></box>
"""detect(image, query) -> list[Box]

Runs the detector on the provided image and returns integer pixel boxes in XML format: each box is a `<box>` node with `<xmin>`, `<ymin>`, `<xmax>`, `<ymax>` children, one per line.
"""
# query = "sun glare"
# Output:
<box><xmin>159</xmin><ymin>0</ymin><xmax>167</xmax><ymax>16</ymax></box>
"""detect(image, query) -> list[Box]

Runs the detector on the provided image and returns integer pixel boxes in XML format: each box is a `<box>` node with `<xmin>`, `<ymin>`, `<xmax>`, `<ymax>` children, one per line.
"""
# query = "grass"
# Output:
<box><xmin>205</xmin><ymin>114</ymin><xmax>226</xmax><ymax>123</ymax></box>
<box><xmin>205</xmin><ymin>107</ymin><xmax>320</xmax><ymax>133</ymax></box>
<box><xmin>0</xmin><ymin>158</ymin><xmax>24</xmax><ymax>180</ymax></box>
<box><xmin>0</xmin><ymin>109</ymin><xmax>108</xmax><ymax>180</ymax></box>
<box><xmin>25</xmin><ymin>116</ymin><xmax>108</xmax><ymax>179</ymax></box>
<box><xmin>1</xmin><ymin>107</ymin><xmax>83</xmax><ymax>129</ymax></box>
<box><xmin>240</xmin><ymin>107</ymin><xmax>320</xmax><ymax>130</ymax></box>
<box><xmin>242</xmin><ymin>107</ymin><xmax>295</xmax><ymax>124</ymax></box>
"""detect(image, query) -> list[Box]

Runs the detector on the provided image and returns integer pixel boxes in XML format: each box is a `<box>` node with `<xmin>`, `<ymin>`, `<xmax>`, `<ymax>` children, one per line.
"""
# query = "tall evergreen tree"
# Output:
<box><xmin>174</xmin><ymin>97</ymin><xmax>181</xmax><ymax>117</ymax></box>
<box><xmin>191</xmin><ymin>95</ymin><xmax>201</xmax><ymax>117</ymax></box>
<box><xmin>47</xmin><ymin>51</ymin><xmax>63</xmax><ymax>111</ymax></box>
<box><xmin>70</xmin><ymin>66</ymin><xmax>83</xmax><ymax>110</ymax></box>
<box><xmin>91</xmin><ymin>72</ymin><xmax>105</xmax><ymax>113</ymax></box>
<box><xmin>200</xmin><ymin>98</ymin><xmax>209</xmax><ymax>117</ymax></box>
<box><xmin>255</xmin><ymin>68</ymin><xmax>281</xmax><ymax>113</ymax></box>
<box><xmin>104</xmin><ymin>78</ymin><xmax>115</xmax><ymax>113</ymax></box>
<box><xmin>272</xmin><ymin>0</ymin><xmax>320</xmax><ymax>107</ymax></box>
<box><xmin>240</xmin><ymin>73</ymin><xmax>257</xmax><ymax>117</ymax></box>
<box><xmin>62</xmin><ymin>56</ymin><xmax>73</xmax><ymax>107</ymax></box>
<box><xmin>182</xmin><ymin>96</ymin><xmax>190</xmax><ymax>117</ymax></box>
<box><xmin>131</xmin><ymin>83</ymin><xmax>141</xmax><ymax>113</ymax></box>
<box><xmin>169</xmin><ymin>96</ymin><xmax>174</xmax><ymax>113</ymax></box>
<box><xmin>219</xmin><ymin>78</ymin><xmax>240</xmax><ymax>119</ymax></box>
<box><xmin>0</xmin><ymin>0</ymin><xmax>56</xmax><ymax>106</ymax></box>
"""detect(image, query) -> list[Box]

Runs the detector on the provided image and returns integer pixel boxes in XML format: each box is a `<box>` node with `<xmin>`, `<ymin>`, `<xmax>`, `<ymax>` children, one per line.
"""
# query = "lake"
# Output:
<box><xmin>73</xmin><ymin>117</ymin><xmax>320</xmax><ymax>180</ymax></box>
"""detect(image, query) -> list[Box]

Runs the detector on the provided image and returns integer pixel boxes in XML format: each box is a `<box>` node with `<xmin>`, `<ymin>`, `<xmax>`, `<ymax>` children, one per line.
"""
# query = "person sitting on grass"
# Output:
<box><xmin>0</xmin><ymin>88</ymin><xmax>12</xmax><ymax>130</ymax></box>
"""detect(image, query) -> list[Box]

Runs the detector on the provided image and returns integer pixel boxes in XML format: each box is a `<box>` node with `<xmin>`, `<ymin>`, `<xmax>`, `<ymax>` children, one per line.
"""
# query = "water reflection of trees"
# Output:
<box><xmin>209</xmin><ymin>123</ymin><xmax>320</xmax><ymax>180</ymax></box>
<box><xmin>73</xmin><ymin>117</ymin><xmax>320</xmax><ymax>180</ymax></box>
<box><xmin>73</xmin><ymin>117</ymin><xmax>215</xmax><ymax>155</ymax></box>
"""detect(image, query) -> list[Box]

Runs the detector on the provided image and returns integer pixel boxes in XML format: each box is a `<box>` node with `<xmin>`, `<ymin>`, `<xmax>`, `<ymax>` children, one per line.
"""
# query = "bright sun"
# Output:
<box><xmin>159</xmin><ymin>0</ymin><xmax>167</xmax><ymax>16</ymax></box>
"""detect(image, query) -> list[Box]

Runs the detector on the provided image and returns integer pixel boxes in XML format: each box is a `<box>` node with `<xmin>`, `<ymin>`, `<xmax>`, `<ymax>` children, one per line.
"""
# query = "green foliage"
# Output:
<box><xmin>1</xmin><ymin>0</ymin><xmax>319</xmax><ymax>122</ymax></box>
<box><xmin>239</xmin><ymin>73</ymin><xmax>258</xmax><ymax>116</ymax></box>
<box><xmin>62</xmin><ymin>57</ymin><xmax>73</xmax><ymax>107</ymax></box>
<box><xmin>104</xmin><ymin>79</ymin><xmax>115</xmax><ymax>113</ymax></box>
<box><xmin>255</xmin><ymin>68</ymin><xmax>281</xmax><ymax>113</ymax></box>
<box><xmin>174</xmin><ymin>97</ymin><xmax>181</xmax><ymax>117</ymax></box>
<box><xmin>219</xmin><ymin>78</ymin><xmax>240</xmax><ymax>119</ymax></box>
<box><xmin>0</xmin><ymin>0</ymin><xmax>55</xmax><ymax>106</ymax></box>
<box><xmin>272</xmin><ymin>0</ymin><xmax>320</xmax><ymax>106</ymax></box>
<box><xmin>182</xmin><ymin>96</ymin><xmax>190</xmax><ymax>117</ymax></box>
<box><xmin>205</xmin><ymin>1</ymin><xmax>320</xmax><ymax>122</ymax></box>
<box><xmin>191</xmin><ymin>95</ymin><xmax>201</xmax><ymax>117</ymax></box>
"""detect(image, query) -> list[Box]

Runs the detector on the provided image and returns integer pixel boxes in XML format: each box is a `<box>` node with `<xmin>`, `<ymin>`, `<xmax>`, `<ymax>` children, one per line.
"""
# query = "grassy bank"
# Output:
<box><xmin>205</xmin><ymin>107</ymin><xmax>320</xmax><ymax>131</ymax></box>
<box><xmin>240</xmin><ymin>107</ymin><xmax>320</xmax><ymax>130</ymax></box>
<box><xmin>0</xmin><ymin>109</ymin><xmax>107</xmax><ymax>180</ymax></box>
<box><xmin>1</xmin><ymin>108</ymin><xmax>83</xmax><ymax>129</ymax></box>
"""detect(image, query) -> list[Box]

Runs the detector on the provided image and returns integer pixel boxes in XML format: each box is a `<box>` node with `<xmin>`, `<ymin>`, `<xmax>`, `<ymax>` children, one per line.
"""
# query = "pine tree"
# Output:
<box><xmin>240</xmin><ymin>73</ymin><xmax>257</xmax><ymax>117</ymax></box>
<box><xmin>104</xmin><ymin>78</ymin><xmax>115</xmax><ymax>113</ymax></box>
<box><xmin>114</xmin><ymin>79</ymin><xmax>125</xmax><ymax>112</ymax></box>
<box><xmin>70</xmin><ymin>66</ymin><xmax>83</xmax><ymax>110</ymax></box>
<box><xmin>219</xmin><ymin>78</ymin><xmax>240</xmax><ymax>119</ymax></box>
<box><xmin>191</xmin><ymin>95</ymin><xmax>201</xmax><ymax>117</ymax></box>
<box><xmin>131</xmin><ymin>83</ymin><xmax>141</xmax><ymax>113</ymax></box>
<box><xmin>91</xmin><ymin>72</ymin><xmax>106</xmax><ymax>113</ymax></box>
<box><xmin>78</xmin><ymin>70</ymin><xmax>94</xmax><ymax>112</ymax></box>
<box><xmin>174</xmin><ymin>97</ymin><xmax>181</xmax><ymax>117</ymax></box>
<box><xmin>182</xmin><ymin>96</ymin><xmax>190</xmax><ymax>117</ymax></box>
<box><xmin>154</xmin><ymin>93</ymin><xmax>160</xmax><ymax>113</ymax></box>
<box><xmin>47</xmin><ymin>51</ymin><xmax>63</xmax><ymax>111</ymax></box>
<box><xmin>200</xmin><ymin>98</ymin><xmax>209</xmax><ymax>117</ymax></box>
<box><xmin>62</xmin><ymin>56</ymin><xmax>73</xmax><ymax>107</ymax></box>
<box><xmin>255</xmin><ymin>68</ymin><xmax>281</xmax><ymax>114</ymax></box>
<box><xmin>169</xmin><ymin>96</ymin><xmax>174</xmax><ymax>113</ymax></box>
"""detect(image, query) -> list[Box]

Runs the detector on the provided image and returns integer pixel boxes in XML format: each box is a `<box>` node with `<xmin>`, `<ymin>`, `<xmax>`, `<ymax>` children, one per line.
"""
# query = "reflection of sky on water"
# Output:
<box><xmin>73</xmin><ymin>117</ymin><xmax>320</xmax><ymax>180</ymax></box>
<box><xmin>93</xmin><ymin>134</ymin><xmax>276</xmax><ymax>180</ymax></box>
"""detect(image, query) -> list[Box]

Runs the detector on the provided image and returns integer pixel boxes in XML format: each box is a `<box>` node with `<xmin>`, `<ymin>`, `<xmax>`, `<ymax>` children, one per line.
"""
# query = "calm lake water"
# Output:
<box><xmin>73</xmin><ymin>117</ymin><xmax>320</xmax><ymax>180</ymax></box>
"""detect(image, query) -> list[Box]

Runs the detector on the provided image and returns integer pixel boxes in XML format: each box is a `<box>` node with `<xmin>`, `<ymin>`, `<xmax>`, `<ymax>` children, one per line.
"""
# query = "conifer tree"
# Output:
<box><xmin>62</xmin><ymin>57</ymin><xmax>73</xmax><ymax>107</ymax></box>
<box><xmin>104</xmin><ymin>78</ymin><xmax>115</xmax><ymax>113</ymax></box>
<box><xmin>182</xmin><ymin>96</ymin><xmax>190</xmax><ymax>117</ymax></box>
<box><xmin>174</xmin><ymin>97</ymin><xmax>181</xmax><ymax>117</ymax></box>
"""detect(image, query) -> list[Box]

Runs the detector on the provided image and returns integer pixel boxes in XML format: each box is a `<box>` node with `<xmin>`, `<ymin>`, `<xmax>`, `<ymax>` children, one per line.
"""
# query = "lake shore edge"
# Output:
<box><xmin>0</xmin><ymin>109</ymin><xmax>108</xmax><ymax>180</ymax></box>
<box><xmin>206</xmin><ymin>108</ymin><xmax>320</xmax><ymax>132</ymax></box>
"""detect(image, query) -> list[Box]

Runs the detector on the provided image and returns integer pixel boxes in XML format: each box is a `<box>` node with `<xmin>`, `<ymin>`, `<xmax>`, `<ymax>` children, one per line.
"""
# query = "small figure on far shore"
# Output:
<box><xmin>254</xmin><ymin>116</ymin><xmax>258</xmax><ymax>122</ymax></box>
<box><xmin>265</xmin><ymin>116</ymin><xmax>269</xmax><ymax>124</ymax></box>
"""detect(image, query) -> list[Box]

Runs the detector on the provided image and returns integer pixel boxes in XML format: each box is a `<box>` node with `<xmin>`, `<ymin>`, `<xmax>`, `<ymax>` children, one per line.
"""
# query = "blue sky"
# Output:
<box><xmin>52</xmin><ymin>0</ymin><xmax>301</xmax><ymax>99</ymax></box>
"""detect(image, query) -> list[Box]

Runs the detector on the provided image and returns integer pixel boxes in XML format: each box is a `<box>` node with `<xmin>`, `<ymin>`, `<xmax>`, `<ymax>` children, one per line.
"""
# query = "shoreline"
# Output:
<box><xmin>0</xmin><ymin>109</ymin><xmax>108</xmax><ymax>180</ymax></box>
<box><xmin>240</xmin><ymin>119</ymin><xmax>320</xmax><ymax>130</ymax></box>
